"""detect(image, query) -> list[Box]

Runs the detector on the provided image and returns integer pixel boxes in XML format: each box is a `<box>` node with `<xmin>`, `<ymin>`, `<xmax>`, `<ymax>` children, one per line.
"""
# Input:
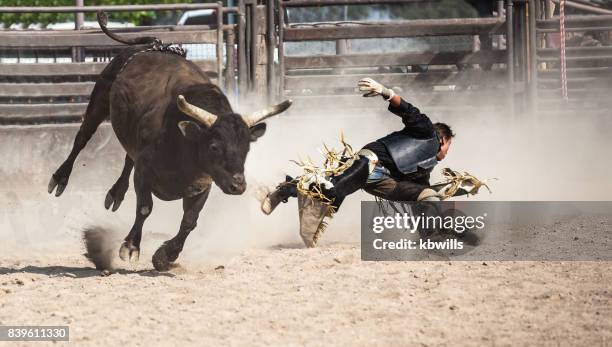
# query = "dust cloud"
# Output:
<box><xmin>1</xmin><ymin>90</ymin><xmax>611</xmax><ymax>267</ymax></box>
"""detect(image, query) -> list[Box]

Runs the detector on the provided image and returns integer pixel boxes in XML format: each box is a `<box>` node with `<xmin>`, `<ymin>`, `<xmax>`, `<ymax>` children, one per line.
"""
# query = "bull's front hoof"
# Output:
<box><xmin>104</xmin><ymin>191</ymin><xmax>124</xmax><ymax>212</ymax></box>
<box><xmin>118</xmin><ymin>241</ymin><xmax>140</xmax><ymax>262</ymax></box>
<box><xmin>152</xmin><ymin>243</ymin><xmax>179</xmax><ymax>272</ymax></box>
<box><xmin>47</xmin><ymin>175</ymin><xmax>67</xmax><ymax>197</ymax></box>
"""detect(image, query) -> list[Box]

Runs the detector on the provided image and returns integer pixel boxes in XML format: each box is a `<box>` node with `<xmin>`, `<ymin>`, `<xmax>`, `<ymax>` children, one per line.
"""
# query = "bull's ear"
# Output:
<box><xmin>249</xmin><ymin>123</ymin><xmax>267</xmax><ymax>142</ymax></box>
<box><xmin>178</xmin><ymin>121</ymin><xmax>202</xmax><ymax>141</ymax></box>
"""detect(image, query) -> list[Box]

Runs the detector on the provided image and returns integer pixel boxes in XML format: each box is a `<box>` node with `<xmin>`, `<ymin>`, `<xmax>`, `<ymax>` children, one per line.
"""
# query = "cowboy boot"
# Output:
<box><xmin>261</xmin><ymin>176</ymin><xmax>297</xmax><ymax>215</ymax></box>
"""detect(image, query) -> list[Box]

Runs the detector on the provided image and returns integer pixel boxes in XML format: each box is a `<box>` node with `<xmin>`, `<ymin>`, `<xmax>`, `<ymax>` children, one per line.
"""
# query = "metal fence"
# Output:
<box><xmin>1</xmin><ymin>1</ymin><xmax>611</xmax><ymax>124</ymax></box>
<box><xmin>532</xmin><ymin>12</ymin><xmax>612</xmax><ymax>111</ymax></box>
<box><xmin>0</xmin><ymin>3</ymin><xmax>241</xmax><ymax>124</ymax></box>
<box><xmin>268</xmin><ymin>0</ymin><xmax>511</xmax><ymax>110</ymax></box>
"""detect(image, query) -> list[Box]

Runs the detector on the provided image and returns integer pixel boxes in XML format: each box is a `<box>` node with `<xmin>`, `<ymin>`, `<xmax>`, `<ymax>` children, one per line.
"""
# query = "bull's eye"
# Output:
<box><xmin>209</xmin><ymin>143</ymin><xmax>222</xmax><ymax>154</ymax></box>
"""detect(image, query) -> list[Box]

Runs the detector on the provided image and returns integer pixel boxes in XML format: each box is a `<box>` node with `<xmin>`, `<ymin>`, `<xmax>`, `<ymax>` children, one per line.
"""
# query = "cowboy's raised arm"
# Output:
<box><xmin>358</xmin><ymin>78</ymin><xmax>434</xmax><ymax>137</ymax></box>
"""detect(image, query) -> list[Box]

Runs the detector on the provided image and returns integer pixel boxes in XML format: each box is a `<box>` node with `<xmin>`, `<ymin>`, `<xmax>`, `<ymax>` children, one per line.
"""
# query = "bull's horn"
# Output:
<box><xmin>177</xmin><ymin>95</ymin><xmax>218</xmax><ymax>127</ymax></box>
<box><xmin>242</xmin><ymin>99</ymin><xmax>292</xmax><ymax>127</ymax></box>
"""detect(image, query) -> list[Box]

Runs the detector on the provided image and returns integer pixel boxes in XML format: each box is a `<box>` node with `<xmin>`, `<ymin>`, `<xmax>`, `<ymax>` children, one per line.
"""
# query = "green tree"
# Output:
<box><xmin>0</xmin><ymin>0</ymin><xmax>219</xmax><ymax>28</ymax></box>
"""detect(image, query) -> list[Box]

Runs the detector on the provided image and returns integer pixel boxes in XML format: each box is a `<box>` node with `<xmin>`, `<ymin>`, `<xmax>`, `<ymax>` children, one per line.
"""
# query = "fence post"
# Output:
<box><xmin>238</xmin><ymin>0</ymin><xmax>247</xmax><ymax>101</ymax></box>
<box><xmin>216</xmin><ymin>2</ymin><xmax>224</xmax><ymax>89</ymax></box>
<box><xmin>277</xmin><ymin>0</ymin><xmax>285</xmax><ymax>100</ymax></box>
<box><xmin>72</xmin><ymin>0</ymin><xmax>85</xmax><ymax>63</ymax></box>
<box><xmin>335</xmin><ymin>39</ymin><xmax>350</xmax><ymax>75</ymax></box>
<box><xmin>266</xmin><ymin>0</ymin><xmax>276</xmax><ymax>102</ymax></box>
<box><xmin>528</xmin><ymin>0</ymin><xmax>538</xmax><ymax>113</ymax></box>
<box><xmin>506</xmin><ymin>0</ymin><xmax>515</xmax><ymax>115</ymax></box>
<box><xmin>225</xmin><ymin>28</ymin><xmax>236</xmax><ymax>99</ymax></box>
<box><xmin>253</xmin><ymin>5</ymin><xmax>268</xmax><ymax>105</ymax></box>
<box><xmin>515</xmin><ymin>1</ymin><xmax>528</xmax><ymax>111</ymax></box>
<box><xmin>497</xmin><ymin>0</ymin><xmax>504</xmax><ymax>54</ymax></box>
<box><xmin>249</xmin><ymin>3</ymin><xmax>258</xmax><ymax>91</ymax></box>
<box><xmin>74</xmin><ymin>0</ymin><xmax>84</xmax><ymax>29</ymax></box>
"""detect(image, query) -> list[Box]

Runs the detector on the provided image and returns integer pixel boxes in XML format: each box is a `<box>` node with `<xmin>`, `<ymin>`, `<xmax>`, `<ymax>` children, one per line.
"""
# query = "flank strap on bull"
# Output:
<box><xmin>118</xmin><ymin>39</ymin><xmax>187</xmax><ymax>75</ymax></box>
<box><xmin>147</xmin><ymin>39</ymin><xmax>187</xmax><ymax>57</ymax></box>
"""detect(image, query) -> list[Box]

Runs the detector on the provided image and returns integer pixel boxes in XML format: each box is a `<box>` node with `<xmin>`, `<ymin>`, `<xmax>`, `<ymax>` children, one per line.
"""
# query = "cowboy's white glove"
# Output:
<box><xmin>358</xmin><ymin>78</ymin><xmax>395</xmax><ymax>101</ymax></box>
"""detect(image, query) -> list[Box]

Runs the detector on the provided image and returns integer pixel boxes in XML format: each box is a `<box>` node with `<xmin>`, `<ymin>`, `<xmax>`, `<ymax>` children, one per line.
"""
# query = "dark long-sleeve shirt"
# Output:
<box><xmin>363</xmin><ymin>98</ymin><xmax>437</xmax><ymax>183</ymax></box>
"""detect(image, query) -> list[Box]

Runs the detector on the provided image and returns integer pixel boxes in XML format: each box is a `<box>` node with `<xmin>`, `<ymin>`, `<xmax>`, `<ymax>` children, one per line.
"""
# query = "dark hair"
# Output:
<box><xmin>433</xmin><ymin>122</ymin><xmax>455</xmax><ymax>141</ymax></box>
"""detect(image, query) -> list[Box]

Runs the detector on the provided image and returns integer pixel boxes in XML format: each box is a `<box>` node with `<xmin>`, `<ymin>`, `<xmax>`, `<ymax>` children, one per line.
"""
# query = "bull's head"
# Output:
<box><xmin>176</xmin><ymin>94</ymin><xmax>292</xmax><ymax>195</ymax></box>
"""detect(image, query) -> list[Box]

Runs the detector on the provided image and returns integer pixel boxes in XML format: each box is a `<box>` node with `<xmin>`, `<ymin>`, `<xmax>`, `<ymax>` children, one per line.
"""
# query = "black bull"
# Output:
<box><xmin>48</xmin><ymin>17</ymin><xmax>292</xmax><ymax>271</ymax></box>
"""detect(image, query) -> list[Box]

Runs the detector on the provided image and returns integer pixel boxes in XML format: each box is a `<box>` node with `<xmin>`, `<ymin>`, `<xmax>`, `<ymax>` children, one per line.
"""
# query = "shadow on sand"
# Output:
<box><xmin>267</xmin><ymin>241</ymin><xmax>359</xmax><ymax>250</ymax></box>
<box><xmin>267</xmin><ymin>243</ymin><xmax>306</xmax><ymax>250</ymax></box>
<box><xmin>0</xmin><ymin>265</ymin><xmax>175</xmax><ymax>278</ymax></box>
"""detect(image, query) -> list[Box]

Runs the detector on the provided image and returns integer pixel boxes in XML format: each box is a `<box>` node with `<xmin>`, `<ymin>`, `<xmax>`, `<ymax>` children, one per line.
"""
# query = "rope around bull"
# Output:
<box><xmin>117</xmin><ymin>39</ymin><xmax>187</xmax><ymax>75</ymax></box>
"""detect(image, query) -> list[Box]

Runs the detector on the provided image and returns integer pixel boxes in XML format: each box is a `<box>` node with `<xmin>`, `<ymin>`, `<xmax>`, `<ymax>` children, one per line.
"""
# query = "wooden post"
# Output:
<box><xmin>266</xmin><ymin>0</ymin><xmax>276</xmax><ymax>102</ymax></box>
<box><xmin>72</xmin><ymin>0</ymin><xmax>84</xmax><ymax>62</ymax></box>
<box><xmin>277</xmin><ymin>0</ymin><xmax>285</xmax><ymax>99</ymax></box>
<box><xmin>249</xmin><ymin>3</ymin><xmax>258</xmax><ymax>91</ymax></box>
<box><xmin>335</xmin><ymin>39</ymin><xmax>350</xmax><ymax>74</ymax></box>
<box><xmin>497</xmin><ymin>0</ymin><xmax>504</xmax><ymax>49</ymax></box>
<box><xmin>513</xmin><ymin>2</ymin><xmax>527</xmax><ymax>111</ymax></box>
<box><xmin>520</xmin><ymin>3</ymin><xmax>529</xmax><ymax>110</ymax></box>
<box><xmin>253</xmin><ymin>5</ymin><xmax>268</xmax><ymax>105</ymax></box>
<box><xmin>216</xmin><ymin>2</ymin><xmax>224</xmax><ymax>89</ymax></box>
<box><xmin>245</xmin><ymin>3</ymin><xmax>252</xmax><ymax>91</ymax></box>
<box><xmin>238</xmin><ymin>0</ymin><xmax>247</xmax><ymax>101</ymax></box>
<box><xmin>225</xmin><ymin>28</ymin><xmax>236</xmax><ymax>99</ymax></box>
<box><xmin>506</xmin><ymin>0</ymin><xmax>515</xmax><ymax>115</ymax></box>
<box><xmin>545</xmin><ymin>0</ymin><xmax>554</xmax><ymax>18</ymax></box>
<box><xmin>479</xmin><ymin>4</ymin><xmax>493</xmax><ymax>71</ymax></box>
<box><xmin>528</xmin><ymin>0</ymin><xmax>538</xmax><ymax>112</ymax></box>
<box><xmin>74</xmin><ymin>0</ymin><xmax>84</xmax><ymax>29</ymax></box>
<box><xmin>336</xmin><ymin>39</ymin><xmax>349</xmax><ymax>54</ymax></box>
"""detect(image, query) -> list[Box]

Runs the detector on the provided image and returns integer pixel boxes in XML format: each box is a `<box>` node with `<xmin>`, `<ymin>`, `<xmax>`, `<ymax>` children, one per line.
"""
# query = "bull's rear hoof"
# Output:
<box><xmin>104</xmin><ymin>191</ymin><xmax>124</xmax><ymax>212</ymax></box>
<box><xmin>119</xmin><ymin>241</ymin><xmax>140</xmax><ymax>262</ymax></box>
<box><xmin>152</xmin><ymin>246</ymin><xmax>171</xmax><ymax>271</ymax></box>
<box><xmin>47</xmin><ymin>176</ymin><xmax>67</xmax><ymax>197</ymax></box>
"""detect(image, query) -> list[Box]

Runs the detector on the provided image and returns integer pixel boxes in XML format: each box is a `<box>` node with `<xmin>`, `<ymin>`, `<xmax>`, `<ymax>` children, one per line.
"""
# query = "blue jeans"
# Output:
<box><xmin>363</xmin><ymin>165</ymin><xmax>428</xmax><ymax>201</ymax></box>
<box><xmin>366</xmin><ymin>165</ymin><xmax>392</xmax><ymax>184</ymax></box>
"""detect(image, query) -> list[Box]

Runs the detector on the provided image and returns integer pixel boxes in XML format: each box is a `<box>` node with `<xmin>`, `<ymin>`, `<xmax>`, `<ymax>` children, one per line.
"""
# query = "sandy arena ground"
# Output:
<box><xmin>0</xmin><ymin>248</ymin><xmax>610</xmax><ymax>346</ymax></box>
<box><xmin>1</xmin><ymin>111</ymin><xmax>611</xmax><ymax>346</ymax></box>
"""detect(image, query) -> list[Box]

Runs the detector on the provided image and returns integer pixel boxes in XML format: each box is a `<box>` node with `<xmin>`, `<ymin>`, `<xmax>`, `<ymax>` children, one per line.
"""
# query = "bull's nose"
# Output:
<box><xmin>232</xmin><ymin>173</ymin><xmax>245</xmax><ymax>185</ymax></box>
<box><xmin>229</xmin><ymin>183</ymin><xmax>246</xmax><ymax>194</ymax></box>
<box><xmin>229</xmin><ymin>174</ymin><xmax>246</xmax><ymax>194</ymax></box>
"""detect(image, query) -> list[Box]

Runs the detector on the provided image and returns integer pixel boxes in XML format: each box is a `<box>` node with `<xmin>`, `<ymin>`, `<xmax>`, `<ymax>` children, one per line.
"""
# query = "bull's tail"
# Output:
<box><xmin>97</xmin><ymin>11</ymin><xmax>157</xmax><ymax>46</ymax></box>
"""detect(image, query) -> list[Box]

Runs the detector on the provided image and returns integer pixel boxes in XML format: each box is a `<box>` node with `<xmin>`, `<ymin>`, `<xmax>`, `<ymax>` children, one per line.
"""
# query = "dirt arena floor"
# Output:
<box><xmin>0</xmin><ymin>248</ymin><xmax>609</xmax><ymax>346</ymax></box>
<box><xmin>1</xmin><ymin>110</ymin><xmax>611</xmax><ymax>346</ymax></box>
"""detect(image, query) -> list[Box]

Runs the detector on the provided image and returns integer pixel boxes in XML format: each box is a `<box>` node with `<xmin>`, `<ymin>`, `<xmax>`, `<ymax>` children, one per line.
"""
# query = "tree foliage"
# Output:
<box><xmin>0</xmin><ymin>0</ymin><xmax>214</xmax><ymax>28</ymax></box>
